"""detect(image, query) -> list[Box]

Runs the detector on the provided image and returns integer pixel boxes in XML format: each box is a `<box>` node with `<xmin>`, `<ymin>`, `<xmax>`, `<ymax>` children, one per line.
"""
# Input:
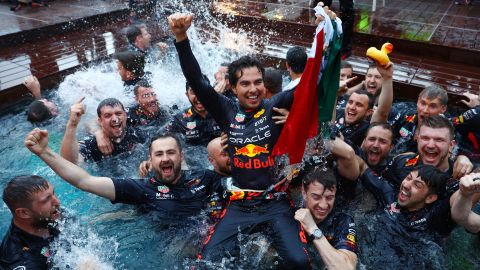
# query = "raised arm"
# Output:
<box><xmin>24</xmin><ymin>75</ymin><xmax>42</xmax><ymax>99</ymax></box>
<box><xmin>328</xmin><ymin>137</ymin><xmax>360</xmax><ymax>181</ymax></box>
<box><xmin>450</xmin><ymin>172</ymin><xmax>480</xmax><ymax>233</ymax></box>
<box><xmin>60</xmin><ymin>97</ymin><xmax>85</xmax><ymax>164</ymax></box>
<box><xmin>370</xmin><ymin>63</ymin><xmax>393</xmax><ymax>123</ymax></box>
<box><xmin>25</xmin><ymin>128</ymin><xmax>116</xmax><ymax>201</ymax></box>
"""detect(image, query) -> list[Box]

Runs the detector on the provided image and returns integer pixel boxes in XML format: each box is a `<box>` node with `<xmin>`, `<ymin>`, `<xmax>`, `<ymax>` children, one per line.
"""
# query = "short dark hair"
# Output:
<box><xmin>96</xmin><ymin>98</ymin><xmax>125</xmax><ymax>117</ymax></box>
<box><xmin>228</xmin><ymin>56</ymin><xmax>265</xmax><ymax>87</ymax></box>
<box><xmin>419</xmin><ymin>115</ymin><xmax>454</xmax><ymax>140</ymax></box>
<box><xmin>419</xmin><ymin>84</ymin><xmax>448</xmax><ymax>106</ymax></box>
<box><xmin>133</xmin><ymin>79</ymin><xmax>152</xmax><ymax>97</ymax></box>
<box><xmin>416</xmin><ymin>165</ymin><xmax>448</xmax><ymax>195</ymax></box>
<box><xmin>341</xmin><ymin>61</ymin><xmax>353</xmax><ymax>70</ymax></box>
<box><xmin>366</xmin><ymin>63</ymin><xmax>378</xmax><ymax>73</ymax></box>
<box><xmin>351</xmin><ymin>89</ymin><xmax>375</xmax><ymax>109</ymax></box>
<box><xmin>263</xmin><ymin>67</ymin><xmax>283</xmax><ymax>96</ymax></box>
<box><xmin>3</xmin><ymin>175</ymin><xmax>50</xmax><ymax>213</ymax></box>
<box><xmin>149</xmin><ymin>132</ymin><xmax>183</xmax><ymax>154</ymax></box>
<box><xmin>302</xmin><ymin>167</ymin><xmax>337</xmax><ymax>192</ymax></box>
<box><xmin>286</xmin><ymin>46</ymin><xmax>307</xmax><ymax>74</ymax></box>
<box><xmin>27</xmin><ymin>100</ymin><xmax>52</xmax><ymax>122</ymax></box>
<box><xmin>366</xmin><ymin>122</ymin><xmax>394</xmax><ymax>142</ymax></box>
<box><xmin>126</xmin><ymin>24</ymin><xmax>144</xmax><ymax>45</ymax></box>
<box><xmin>114</xmin><ymin>51</ymin><xmax>145</xmax><ymax>77</ymax></box>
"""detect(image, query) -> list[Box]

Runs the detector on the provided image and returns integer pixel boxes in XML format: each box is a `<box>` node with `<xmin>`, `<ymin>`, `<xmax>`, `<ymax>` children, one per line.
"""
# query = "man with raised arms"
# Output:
<box><xmin>27</xmin><ymin>129</ymin><xmax>223</xmax><ymax>219</ymax></box>
<box><xmin>169</xmin><ymin>13</ymin><xmax>310</xmax><ymax>268</ymax></box>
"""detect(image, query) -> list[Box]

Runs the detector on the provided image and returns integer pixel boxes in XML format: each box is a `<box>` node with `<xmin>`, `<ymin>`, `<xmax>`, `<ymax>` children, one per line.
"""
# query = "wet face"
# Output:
<box><xmin>232</xmin><ymin>67</ymin><xmax>265</xmax><ymax>110</ymax></box>
<box><xmin>416</xmin><ymin>96</ymin><xmax>446</xmax><ymax>125</ymax></box>
<box><xmin>345</xmin><ymin>93</ymin><xmax>371</xmax><ymax>125</ymax></box>
<box><xmin>117</xmin><ymin>61</ymin><xmax>129</xmax><ymax>81</ymax></box>
<box><xmin>186</xmin><ymin>88</ymin><xmax>206</xmax><ymax>114</ymax></box>
<box><xmin>364</xmin><ymin>67</ymin><xmax>382</xmax><ymax>95</ymax></box>
<box><xmin>361</xmin><ymin>126</ymin><xmax>393</xmax><ymax>166</ymax></box>
<box><xmin>397</xmin><ymin>170</ymin><xmax>435</xmax><ymax>211</ymax></box>
<box><xmin>137</xmin><ymin>27</ymin><xmax>152</xmax><ymax>50</ymax></box>
<box><xmin>135</xmin><ymin>86</ymin><xmax>159</xmax><ymax>116</ymax></box>
<box><xmin>39</xmin><ymin>99</ymin><xmax>59</xmax><ymax>116</ymax></box>
<box><xmin>209</xmin><ymin>147</ymin><xmax>231</xmax><ymax>176</ymax></box>
<box><xmin>149</xmin><ymin>137</ymin><xmax>183</xmax><ymax>185</ymax></box>
<box><xmin>27</xmin><ymin>184</ymin><xmax>61</xmax><ymax>228</ymax></box>
<box><xmin>417</xmin><ymin>126</ymin><xmax>454</xmax><ymax>169</ymax></box>
<box><xmin>302</xmin><ymin>181</ymin><xmax>336</xmax><ymax>223</ymax></box>
<box><xmin>214</xmin><ymin>66</ymin><xmax>228</xmax><ymax>83</ymax></box>
<box><xmin>340</xmin><ymin>67</ymin><xmax>353</xmax><ymax>81</ymax></box>
<box><xmin>98</xmin><ymin>105</ymin><xmax>127</xmax><ymax>140</ymax></box>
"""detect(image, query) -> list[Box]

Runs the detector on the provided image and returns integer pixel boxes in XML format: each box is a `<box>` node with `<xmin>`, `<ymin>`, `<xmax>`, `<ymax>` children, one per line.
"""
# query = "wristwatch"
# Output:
<box><xmin>309</xmin><ymin>228</ymin><xmax>323</xmax><ymax>242</ymax></box>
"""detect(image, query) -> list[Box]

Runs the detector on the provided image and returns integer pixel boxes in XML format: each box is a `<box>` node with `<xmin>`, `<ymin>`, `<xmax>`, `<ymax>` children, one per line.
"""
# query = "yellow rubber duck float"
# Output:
<box><xmin>366</xmin><ymin>43</ymin><xmax>393</xmax><ymax>66</ymax></box>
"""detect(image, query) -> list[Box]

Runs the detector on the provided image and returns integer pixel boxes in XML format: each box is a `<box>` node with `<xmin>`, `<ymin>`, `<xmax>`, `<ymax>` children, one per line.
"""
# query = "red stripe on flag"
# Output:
<box><xmin>272</xmin><ymin>29</ymin><xmax>324</xmax><ymax>164</ymax></box>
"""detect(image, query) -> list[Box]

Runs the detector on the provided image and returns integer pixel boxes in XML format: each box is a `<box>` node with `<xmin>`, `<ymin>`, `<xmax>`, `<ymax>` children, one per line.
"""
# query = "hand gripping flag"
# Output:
<box><xmin>272</xmin><ymin>7</ymin><xmax>343</xmax><ymax>164</ymax></box>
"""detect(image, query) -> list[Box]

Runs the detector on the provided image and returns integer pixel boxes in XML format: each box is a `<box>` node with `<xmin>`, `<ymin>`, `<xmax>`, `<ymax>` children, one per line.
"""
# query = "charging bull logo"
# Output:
<box><xmin>234</xmin><ymin>144</ymin><xmax>269</xmax><ymax>157</ymax></box>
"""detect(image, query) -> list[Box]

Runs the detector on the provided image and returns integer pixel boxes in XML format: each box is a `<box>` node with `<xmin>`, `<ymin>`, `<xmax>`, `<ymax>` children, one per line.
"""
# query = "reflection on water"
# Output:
<box><xmin>0</xmin><ymin>0</ymin><xmax>479</xmax><ymax>269</ymax></box>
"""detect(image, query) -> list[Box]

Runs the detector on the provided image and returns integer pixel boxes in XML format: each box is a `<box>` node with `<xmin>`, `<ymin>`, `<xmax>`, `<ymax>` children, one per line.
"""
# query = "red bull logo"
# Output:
<box><xmin>234</xmin><ymin>144</ymin><xmax>269</xmax><ymax>157</ymax></box>
<box><xmin>233</xmin><ymin>155</ymin><xmax>275</xmax><ymax>169</ymax></box>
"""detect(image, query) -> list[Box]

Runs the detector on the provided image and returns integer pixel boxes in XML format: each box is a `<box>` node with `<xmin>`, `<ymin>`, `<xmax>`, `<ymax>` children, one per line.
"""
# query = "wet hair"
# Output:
<box><xmin>96</xmin><ymin>98</ymin><xmax>125</xmax><ymax>117</ymax></box>
<box><xmin>133</xmin><ymin>79</ymin><xmax>152</xmax><ymax>97</ymax></box>
<box><xmin>302</xmin><ymin>167</ymin><xmax>337</xmax><ymax>192</ymax></box>
<box><xmin>419</xmin><ymin>115</ymin><xmax>454</xmax><ymax>140</ymax></box>
<box><xmin>185</xmin><ymin>74</ymin><xmax>210</xmax><ymax>92</ymax></box>
<box><xmin>228</xmin><ymin>56</ymin><xmax>265</xmax><ymax>87</ymax></box>
<box><xmin>366</xmin><ymin>122</ymin><xmax>394</xmax><ymax>142</ymax></box>
<box><xmin>149</xmin><ymin>132</ymin><xmax>183</xmax><ymax>154</ymax></box>
<box><xmin>3</xmin><ymin>175</ymin><xmax>50</xmax><ymax>213</ymax></box>
<box><xmin>366</xmin><ymin>63</ymin><xmax>378</xmax><ymax>73</ymax></box>
<box><xmin>286</xmin><ymin>46</ymin><xmax>307</xmax><ymax>74</ymax></box>
<box><xmin>415</xmin><ymin>165</ymin><xmax>448</xmax><ymax>195</ymax></box>
<box><xmin>126</xmin><ymin>24</ymin><xmax>144</xmax><ymax>45</ymax></box>
<box><xmin>263</xmin><ymin>67</ymin><xmax>283</xmax><ymax>96</ymax></box>
<box><xmin>418</xmin><ymin>84</ymin><xmax>448</xmax><ymax>106</ymax></box>
<box><xmin>27</xmin><ymin>100</ymin><xmax>52</xmax><ymax>122</ymax></box>
<box><xmin>351</xmin><ymin>89</ymin><xmax>375</xmax><ymax>109</ymax></box>
<box><xmin>341</xmin><ymin>61</ymin><xmax>353</xmax><ymax>70</ymax></box>
<box><xmin>114</xmin><ymin>51</ymin><xmax>145</xmax><ymax>77</ymax></box>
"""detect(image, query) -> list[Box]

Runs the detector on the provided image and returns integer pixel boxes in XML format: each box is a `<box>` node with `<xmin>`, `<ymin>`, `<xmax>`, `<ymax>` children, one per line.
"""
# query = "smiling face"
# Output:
<box><xmin>232</xmin><ymin>67</ymin><xmax>265</xmax><ymax>111</ymax></box>
<box><xmin>397</xmin><ymin>170</ymin><xmax>436</xmax><ymax>211</ymax></box>
<box><xmin>417</xmin><ymin>126</ymin><xmax>454</xmax><ymax>170</ymax></box>
<box><xmin>302</xmin><ymin>181</ymin><xmax>336</xmax><ymax>223</ymax></box>
<box><xmin>186</xmin><ymin>87</ymin><xmax>206</xmax><ymax>115</ymax></box>
<box><xmin>416</xmin><ymin>96</ymin><xmax>447</xmax><ymax>126</ymax></box>
<box><xmin>27</xmin><ymin>184</ymin><xmax>61</xmax><ymax>228</ymax></box>
<box><xmin>361</xmin><ymin>125</ymin><xmax>393</xmax><ymax>166</ymax></box>
<box><xmin>149</xmin><ymin>137</ymin><xmax>183</xmax><ymax>185</ymax></box>
<box><xmin>364</xmin><ymin>67</ymin><xmax>382</xmax><ymax>95</ymax></box>
<box><xmin>345</xmin><ymin>92</ymin><xmax>372</xmax><ymax>125</ymax></box>
<box><xmin>340</xmin><ymin>67</ymin><xmax>353</xmax><ymax>81</ymax></box>
<box><xmin>135</xmin><ymin>86</ymin><xmax>159</xmax><ymax>116</ymax></box>
<box><xmin>98</xmin><ymin>105</ymin><xmax>127</xmax><ymax>140</ymax></box>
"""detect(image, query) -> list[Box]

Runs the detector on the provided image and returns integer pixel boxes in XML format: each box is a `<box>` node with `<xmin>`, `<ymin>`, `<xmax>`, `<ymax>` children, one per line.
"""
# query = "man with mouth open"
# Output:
<box><xmin>1</xmin><ymin>175</ymin><xmax>61</xmax><ymax>269</ymax></box>
<box><xmin>60</xmin><ymin>98</ymin><xmax>146</xmax><ymax>164</ymax></box>
<box><xmin>167</xmin><ymin>79</ymin><xmax>221</xmax><ymax>146</ymax></box>
<box><xmin>127</xmin><ymin>80</ymin><xmax>171</xmax><ymax>128</ymax></box>
<box><xmin>334</xmin><ymin>62</ymin><xmax>394</xmax><ymax>148</ymax></box>
<box><xmin>170</xmin><ymin>12</ymin><xmax>310</xmax><ymax>268</ymax></box>
<box><xmin>26</xmin><ymin>130</ymin><xmax>225</xmax><ymax>219</ymax></box>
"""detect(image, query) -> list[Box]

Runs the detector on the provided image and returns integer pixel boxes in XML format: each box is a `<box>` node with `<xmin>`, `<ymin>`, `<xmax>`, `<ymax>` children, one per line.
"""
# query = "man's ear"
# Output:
<box><xmin>425</xmin><ymin>193</ymin><xmax>438</xmax><ymax>205</ymax></box>
<box><xmin>15</xmin><ymin>208</ymin><xmax>32</xmax><ymax>219</ymax></box>
<box><xmin>366</xmin><ymin>108</ymin><xmax>374</xmax><ymax>117</ymax></box>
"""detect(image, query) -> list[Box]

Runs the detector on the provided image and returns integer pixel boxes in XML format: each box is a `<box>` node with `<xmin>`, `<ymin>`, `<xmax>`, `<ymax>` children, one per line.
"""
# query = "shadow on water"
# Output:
<box><xmin>0</xmin><ymin>0</ymin><xmax>479</xmax><ymax>269</ymax></box>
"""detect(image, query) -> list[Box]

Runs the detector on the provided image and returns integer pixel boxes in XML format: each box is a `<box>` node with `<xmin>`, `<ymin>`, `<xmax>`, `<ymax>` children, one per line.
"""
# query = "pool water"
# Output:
<box><xmin>1</xmin><ymin>0</ymin><xmax>479</xmax><ymax>269</ymax></box>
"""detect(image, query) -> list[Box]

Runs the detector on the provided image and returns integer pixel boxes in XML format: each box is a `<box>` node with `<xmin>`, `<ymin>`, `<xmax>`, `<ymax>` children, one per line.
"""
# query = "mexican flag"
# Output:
<box><xmin>272</xmin><ymin>6</ymin><xmax>343</xmax><ymax>164</ymax></box>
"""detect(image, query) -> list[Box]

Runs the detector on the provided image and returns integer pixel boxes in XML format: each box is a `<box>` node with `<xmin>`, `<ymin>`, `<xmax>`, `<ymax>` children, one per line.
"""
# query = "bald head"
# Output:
<box><xmin>207</xmin><ymin>137</ymin><xmax>231</xmax><ymax>176</ymax></box>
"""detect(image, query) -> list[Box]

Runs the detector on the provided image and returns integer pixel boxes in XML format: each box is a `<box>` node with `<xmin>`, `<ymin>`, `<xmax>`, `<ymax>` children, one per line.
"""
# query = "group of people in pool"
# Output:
<box><xmin>2</xmin><ymin>5</ymin><xmax>480</xmax><ymax>270</ymax></box>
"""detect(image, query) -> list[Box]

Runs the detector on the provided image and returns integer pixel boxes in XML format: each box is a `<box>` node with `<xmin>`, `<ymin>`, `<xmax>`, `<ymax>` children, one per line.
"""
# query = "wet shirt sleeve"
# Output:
<box><xmin>328</xmin><ymin>213</ymin><xmax>358</xmax><ymax>254</ymax></box>
<box><xmin>111</xmin><ymin>178</ymin><xmax>149</xmax><ymax>205</ymax></box>
<box><xmin>174</xmin><ymin>38</ymin><xmax>232</xmax><ymax>129</ymax></box>
<box><xmin>79</xmin><ymin>136</ymin><xmax>102</xmax><ymax>162</ymax></box>
<box><xmin>360</xmin><ymin>168</ymin><xmax>396</xmax><ymax>206</ymax></box>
